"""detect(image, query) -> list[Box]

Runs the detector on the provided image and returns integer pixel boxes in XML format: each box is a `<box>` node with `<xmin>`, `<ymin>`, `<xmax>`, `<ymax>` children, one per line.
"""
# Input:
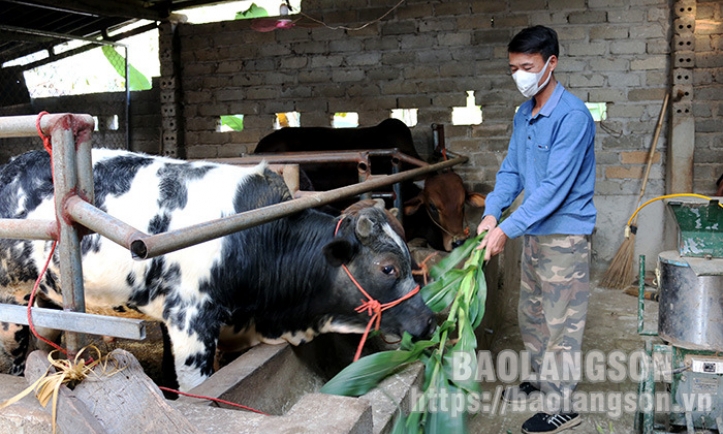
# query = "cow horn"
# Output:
<box><xmin>355</xmin><ymin>215</ymin><xmax>373</xmax><ymax>238</ymax></box>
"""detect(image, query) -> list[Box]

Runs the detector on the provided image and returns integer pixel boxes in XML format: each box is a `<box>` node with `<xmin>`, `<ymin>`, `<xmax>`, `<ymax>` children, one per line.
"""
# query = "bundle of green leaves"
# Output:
<box><xmin>321</xmin><ymin>234</ymin><xmax>487</xmax><ymax>433</ymax></box>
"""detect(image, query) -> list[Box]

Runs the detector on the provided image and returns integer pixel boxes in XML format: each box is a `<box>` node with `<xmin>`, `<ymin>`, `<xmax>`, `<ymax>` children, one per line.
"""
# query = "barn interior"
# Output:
<box><xmin>1</xmin><ymin>0</ymin><xmax>723</xmax><ymax>433</ymax></box>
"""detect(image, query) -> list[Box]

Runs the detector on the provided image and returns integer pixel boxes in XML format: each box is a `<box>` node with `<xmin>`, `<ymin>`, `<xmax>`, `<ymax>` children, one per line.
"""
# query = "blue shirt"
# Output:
<box><xmin>484</xmin><ymin>82</ymin><xmax>597</xmax><ymax>239</ymax></box>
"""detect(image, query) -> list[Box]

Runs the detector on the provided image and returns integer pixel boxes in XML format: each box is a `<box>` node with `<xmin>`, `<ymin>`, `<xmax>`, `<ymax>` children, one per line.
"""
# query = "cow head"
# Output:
<box><xmin>322</xmin><ymin>204</ymin><xmax>435</xmax><ymax>341</ymax></box>
<box><xmin>404</xmin><ymin>171</ymin><xmax>486</xmax><ymax>251</ymax></box>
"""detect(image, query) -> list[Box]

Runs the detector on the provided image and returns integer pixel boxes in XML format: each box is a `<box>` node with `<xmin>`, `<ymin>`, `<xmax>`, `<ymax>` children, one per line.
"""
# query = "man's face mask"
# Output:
<box><xmin>511</xmin><ymin>56</ymin><xmax>552</xmax><ymax>98</ymax></box>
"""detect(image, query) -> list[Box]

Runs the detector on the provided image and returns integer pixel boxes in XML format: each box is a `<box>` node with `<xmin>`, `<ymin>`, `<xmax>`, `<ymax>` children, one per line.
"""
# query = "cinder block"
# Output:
<box><xmin>280</xmin><ymin>56</ymin><xmax>309</xmax><ymax>69</ymax></box>
<box><xmin>310</xmin><ymin>55</ymin><xmax>344</xmax><ymax>68</ymax></box>
<box><xmin>568</xmin><ymin>10</ymin><xmax>607</xmax><ymax>24</ymax></box>
<box><xmin>630</xmin><ymin>56</ymin><xmax>668</xmax><ymax>71</ymax></box>
<box><xmin>419</xmin><ymin>18</ymin><xmax>457</xmax><ymax>33</ymax></box>
<box><xmin>673</xmin><ymin>68</ymin><xmax>693</xmax><ymax>85</ymax></box>
<box><xmin>673</xmin><ymin>51</ymin><xmax>695</xmax><ymax>68</ymax></box>
<box><xmin>673</xmin><ymin>17</ymin><xmax>696</xmax><ymax>34</ymax></box>
<box><xmin>589</xmin><ymin>25</ymin><xmax>629</xmax><ymax>40</ymax></box>
<box><xmin>696</xmin><ymin>52</ymin><xmax>723</xmax><ymax>68</ymax></box>
<box><xmin>381</xmin><ymin>21</ymin><xmax>417</xmax><ymax>36</ymax></box>
<box><xmin>610</xmin><ymin>40</ymin><xmax>646</xmax><ymax>55</ymax></box>
<box><xmin>672</xmin><ymin>0</ymin><xmax>696</xmax><ymax>18</ymax></box>
<box><xmin>331</xmin><ymin>68</ymin><xmax>366</xmax><ymax>83</ymax></box>
<box><xmin>607</xmin><ymin>8</ymin><xmax>644</xmax><ymax>23</ymax></box>
<box><xmin>367</xmin><ymin>67</ymin><xmax>403</xmax><ymax>82</ymax></box>
<box><xmin>161</xmin><ymin>104</ymin><xmax>177</xmax><ymax>117</ymax></box>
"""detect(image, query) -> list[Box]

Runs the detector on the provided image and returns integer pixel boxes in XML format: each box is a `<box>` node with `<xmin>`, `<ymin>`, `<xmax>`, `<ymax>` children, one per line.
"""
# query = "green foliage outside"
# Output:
<box><xmin>101</xmin><ymin>45</ymin><xmax>151</xmax><ymax>91</ymax></box>
<box><xmin>235</xmin><ymin>3</ymin><xmax>269</xmax><ymax>20</ymax></box>
<box><xmin>220</xmin><ymin>115</ymin><xmax>245</xmax><ymax>131</ymax></box>
<box><xmin>322</xmin><ymin>234</ymin><xmax>488</xmax><ymax>433</ymax></box>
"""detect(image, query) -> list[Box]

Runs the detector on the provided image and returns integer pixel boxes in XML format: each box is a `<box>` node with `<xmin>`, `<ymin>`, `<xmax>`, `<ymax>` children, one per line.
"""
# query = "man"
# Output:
<box><xmin>477</xmin><ymin>25</ymin><xmax>596</xmax><ymax>433</ymax></box>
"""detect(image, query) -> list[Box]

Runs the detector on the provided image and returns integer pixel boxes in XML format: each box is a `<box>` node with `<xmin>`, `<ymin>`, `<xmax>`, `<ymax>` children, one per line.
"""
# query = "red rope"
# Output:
<box><xmin>334</xmin><ymin>217</ymin><xmax>421</xmax><ymax>362</ymax></box>
<box><xmin>158</xmin><ymin>386</ymin><xmax>269</xmax><ymax>415</ymax></box>
<box><xmin>35</xmin><ymin>111</ymin><xmax>52</xmax><ymax>155</ymax></box>
<box><xmin>26</xmin><ymin>240</ymin><xmax>66</xmax><ymax>355</ymax></box>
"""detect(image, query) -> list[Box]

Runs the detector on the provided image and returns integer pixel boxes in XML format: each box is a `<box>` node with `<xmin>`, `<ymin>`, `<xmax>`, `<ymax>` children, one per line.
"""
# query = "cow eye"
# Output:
<box><xmin>381</xmin><ymin>265</ymin><xmax>396</xmax><ymax>276</ymax></box>
<box><xmin>428</xmin><ymin>203</ymin><xmax>438</xmax><ymax>214</ymax></box>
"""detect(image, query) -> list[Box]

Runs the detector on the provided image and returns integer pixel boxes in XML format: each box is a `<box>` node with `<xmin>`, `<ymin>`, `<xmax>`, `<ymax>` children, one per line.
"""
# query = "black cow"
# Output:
<box><xmin>254</xmin><ymin>119</ymin><xmax>485</xmax><ymax>251</ymax></box>
<box><xmin>0</xmin><ymin>149</ymin><xmax>435</xmax><ymax>391</ymax></box>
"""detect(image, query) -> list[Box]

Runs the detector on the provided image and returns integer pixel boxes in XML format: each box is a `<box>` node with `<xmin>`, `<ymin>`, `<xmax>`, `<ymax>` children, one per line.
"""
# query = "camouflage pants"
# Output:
<box><xmin>519</xmin><ymin>234</ymin><xmax>590</xmax><ymax>402</ymax></box>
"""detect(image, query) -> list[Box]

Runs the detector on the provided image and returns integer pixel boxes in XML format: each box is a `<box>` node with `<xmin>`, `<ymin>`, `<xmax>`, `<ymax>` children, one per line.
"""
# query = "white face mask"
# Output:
<box><xmin>511</xmin><ymin>57</ymin><xmax>552</xmax><ymax>98</ymax></box>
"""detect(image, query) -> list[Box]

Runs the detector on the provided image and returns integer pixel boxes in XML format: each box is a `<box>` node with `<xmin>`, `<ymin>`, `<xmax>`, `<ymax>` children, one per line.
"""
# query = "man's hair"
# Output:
<box><xmin>508</xmin><ymin>25</ymin><xmax>559</xmax><ymax>60</ymax></box>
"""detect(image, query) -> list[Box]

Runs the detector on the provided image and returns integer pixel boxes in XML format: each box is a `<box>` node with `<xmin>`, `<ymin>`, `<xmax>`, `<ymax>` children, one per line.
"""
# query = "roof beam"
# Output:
<box><xmin>3</xmin><ymin>0</ymin><xmax>171</xmax><ymax>21</ymax></box>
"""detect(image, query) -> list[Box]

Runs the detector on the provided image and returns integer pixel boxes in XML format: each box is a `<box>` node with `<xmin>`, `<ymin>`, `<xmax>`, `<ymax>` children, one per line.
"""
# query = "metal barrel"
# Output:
<box><xmin>657</xmin><ymin>250</ymin><xmax>723</xmax><ymax>351</ymax></box>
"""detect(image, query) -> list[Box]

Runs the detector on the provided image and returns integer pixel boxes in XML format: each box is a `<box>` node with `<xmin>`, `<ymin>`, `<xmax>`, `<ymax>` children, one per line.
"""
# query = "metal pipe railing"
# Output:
<box><xmin>130</xmin><ymin>155</ymin><xmax>467</xmax><ymax>259</ymax></box>
<box><xmin>0</xmin><ymin>113</ymin><xmax>468</xmax><ymax>357</ymax></box>
<box><xmin>205</xmin><ymin>148</ymin><xmax>429</xmax><ymax>168</ymax></box>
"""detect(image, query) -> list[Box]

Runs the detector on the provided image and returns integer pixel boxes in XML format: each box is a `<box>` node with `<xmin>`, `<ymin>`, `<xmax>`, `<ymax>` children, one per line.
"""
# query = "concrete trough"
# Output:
<box><xmin>0</xmin><ymin>341</ymin><xmax>424</xmax><ymax>434</ymax></box>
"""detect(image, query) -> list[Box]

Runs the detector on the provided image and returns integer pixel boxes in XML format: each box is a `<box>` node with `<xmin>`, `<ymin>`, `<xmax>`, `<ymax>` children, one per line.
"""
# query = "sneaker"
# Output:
<box><xmin>502</xmin><ymin>381</ymin><xmax>540</xmax><ymax>404</ymax></box>
<box><xmin>522</xmin><ymin>412</ymin><xmax>581</xmax><ymax>433</ymax></box>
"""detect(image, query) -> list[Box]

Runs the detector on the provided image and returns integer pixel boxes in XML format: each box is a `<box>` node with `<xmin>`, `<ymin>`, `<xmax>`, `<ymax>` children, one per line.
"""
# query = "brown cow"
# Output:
<box><xmin>404</xmin><ymin>171</ymin><xmax>486</xmax><ymax>251</ymax></box>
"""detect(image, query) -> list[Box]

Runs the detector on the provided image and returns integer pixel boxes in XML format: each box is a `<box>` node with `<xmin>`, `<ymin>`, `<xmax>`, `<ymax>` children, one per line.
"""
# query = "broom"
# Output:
<box><xmin>600</xmin><ymin>93</ymin><xmax>669</xmax><ymax>289</ymax></box>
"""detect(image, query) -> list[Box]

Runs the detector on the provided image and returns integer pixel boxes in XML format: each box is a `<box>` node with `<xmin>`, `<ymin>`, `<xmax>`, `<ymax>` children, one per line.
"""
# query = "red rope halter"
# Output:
<box><xmin>334</xmin><ymin>217</ymin><xmax>420</xmax><ymax>361</ymax></box>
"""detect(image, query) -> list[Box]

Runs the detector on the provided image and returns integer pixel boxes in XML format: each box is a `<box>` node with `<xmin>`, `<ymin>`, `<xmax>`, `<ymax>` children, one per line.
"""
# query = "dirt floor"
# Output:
<box><xmin>468</xmin><ymin>277</ymin><xmax>664</xmax><ymax>434</ymax></box>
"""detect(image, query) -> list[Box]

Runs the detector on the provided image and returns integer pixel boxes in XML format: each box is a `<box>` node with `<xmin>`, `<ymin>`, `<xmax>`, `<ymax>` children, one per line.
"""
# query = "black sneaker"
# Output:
<box><xmin>502</xmin><ymin>381</ymin><xmax>540</xmax><ymax>404</ymax></box>
<box><xmin>522</xmin><ymin>412</ymin><xmax>581</xmax><ymax>433</ymax></box>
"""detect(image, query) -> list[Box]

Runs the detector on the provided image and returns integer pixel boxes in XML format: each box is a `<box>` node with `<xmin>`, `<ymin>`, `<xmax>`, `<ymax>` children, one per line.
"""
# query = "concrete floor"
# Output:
<box><xmin>469</xmin><ymin>279</ymin><xmax>662</xmax><ymax>434</ymax></box>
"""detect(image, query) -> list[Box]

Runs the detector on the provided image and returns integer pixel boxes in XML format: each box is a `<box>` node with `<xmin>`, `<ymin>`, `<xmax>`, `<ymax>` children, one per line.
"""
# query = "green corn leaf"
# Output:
<box><xmin>321</xmin><ymin>350</ymin><xmax>417</xmax><ymax>396</ymax></box>
<box><xmin>429</xmin><ymin>234</ymin><xmax>484</xmax><ymax>280</ymax></box>
<box><xmin>391</xmin><ymin>412</ymin><xmax>409</xmax><ymax>434</ymax></box>
<box><xmin>471</xmin><ymin>267</ymin><xmax>488</xmax><ymax>329</ymax></box>
<box><xmin>101</xmin><ymin>45</ymin><xmax>151</xmax><ymax>91</ymax></box>
<box><xmin>404</xmin><ymin>407</ymin><xmax>423</xmax><ymax>433</ymax></box>
<box><xmin>422</xmin><ymin>269</ymin><xmax>466</xmax><ymax>312</ymax></box>
<box><xmin>220</xmin><ymin>115</ymin><xmax>244</xmax><ymax>131</ymax></box>
<box><xmin>424</xmin><ymin>375</ymin><xmax>468</xmax><ymax>434</ymax></box>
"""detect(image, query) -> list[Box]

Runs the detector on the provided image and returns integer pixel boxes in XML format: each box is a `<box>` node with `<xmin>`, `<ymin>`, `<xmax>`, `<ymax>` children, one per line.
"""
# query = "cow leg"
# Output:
<box><xmin>162</xmin><ymin>300</ymin><xmax>220</xmax><ymax>392</ymax></box>
<box><xmin>0</xmin><ymin>295</ymin><xmax>31</xmax><ymax>376</ymax></box>
<box><xmin>158</xmin><ymin>322</ymin><xmax>180</xmax><ymax>398</ymax></box>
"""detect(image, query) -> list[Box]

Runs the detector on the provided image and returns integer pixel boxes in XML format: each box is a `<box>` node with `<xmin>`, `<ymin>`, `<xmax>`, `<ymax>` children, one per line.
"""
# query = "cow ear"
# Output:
<box><xmin>466</xmin><ymin>192</ymin><xmax>486</xmax><ymax>208</ymax></box>
<box><xmin>323</xmin><ymin>239</ymin><xmax>356</xmax><ymax>266</ymax></box>
<box><xmin>403</xmin><ymin>195</ymin><xmax>423</xmax><ymax>216</ymax></box>
<box><xmin>355</xmin><ymin>215</ymin><xmax>374</xmax><ymax>239</ymax></box>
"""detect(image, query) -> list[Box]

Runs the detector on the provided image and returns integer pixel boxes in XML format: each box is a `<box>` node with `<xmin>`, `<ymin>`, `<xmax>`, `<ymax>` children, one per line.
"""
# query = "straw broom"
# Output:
<box><xmin>600</xmin><ymin>93</ymin><xmax>669</xmax><ymax>289</ymax></box>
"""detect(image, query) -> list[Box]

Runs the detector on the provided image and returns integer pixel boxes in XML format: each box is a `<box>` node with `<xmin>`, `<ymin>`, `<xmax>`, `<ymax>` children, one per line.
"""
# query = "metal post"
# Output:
<box><xmin>637</xmin><ymin>254</ymin><xmax>658</xmax><ymax>336</ymax></box>
<box><xmin>391</xmin><ymin>156</ymin><xmax>403</xmax><ymax>223</ymax></box>
<box><xmin>50</xmin><ymin>115</ymin><xmax>88</xmax><ymax>358</ymax></box>
<box><xmin>357</xmin><ymin>153</ymin><xmax>372</xmax><ymax>201</ymax></box>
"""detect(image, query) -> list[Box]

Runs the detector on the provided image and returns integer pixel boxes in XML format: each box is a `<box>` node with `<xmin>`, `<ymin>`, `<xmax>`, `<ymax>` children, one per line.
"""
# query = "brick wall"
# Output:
<box><xmin>176</xmin><ymin>0</ymin><xmax>710</xmax><ymax>268</ymax></box>
<box><xmin>692</xmin><ymin>1</ymin><xmax>723</xmax><ymax>193</ymax></box>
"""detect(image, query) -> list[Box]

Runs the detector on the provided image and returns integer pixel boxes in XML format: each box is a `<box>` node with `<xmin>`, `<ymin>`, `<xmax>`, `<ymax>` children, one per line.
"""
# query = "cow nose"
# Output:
<box><xmin>451</xmin><ymin>238</ymin><xmax>466</xmax><ymax>249</ymax></box>
<box><xmin>422</xmin><ymin>315</ymin><xmax>437</xmax><ymax>339</ymax></box>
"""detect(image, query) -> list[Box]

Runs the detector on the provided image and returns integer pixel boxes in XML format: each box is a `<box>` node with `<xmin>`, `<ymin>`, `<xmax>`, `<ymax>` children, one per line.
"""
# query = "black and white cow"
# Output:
<box><xmin>0</xmin><ymin>149</ymin><xmax>435</xmax><ymax>391</ymax></box>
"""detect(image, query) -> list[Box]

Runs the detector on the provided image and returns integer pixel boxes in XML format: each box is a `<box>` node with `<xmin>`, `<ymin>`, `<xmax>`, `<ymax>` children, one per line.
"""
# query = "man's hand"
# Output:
<box><xmin>476</xmin><ymin>215</ymin><xmax>508</xmax><ymax>261</ymax></box>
